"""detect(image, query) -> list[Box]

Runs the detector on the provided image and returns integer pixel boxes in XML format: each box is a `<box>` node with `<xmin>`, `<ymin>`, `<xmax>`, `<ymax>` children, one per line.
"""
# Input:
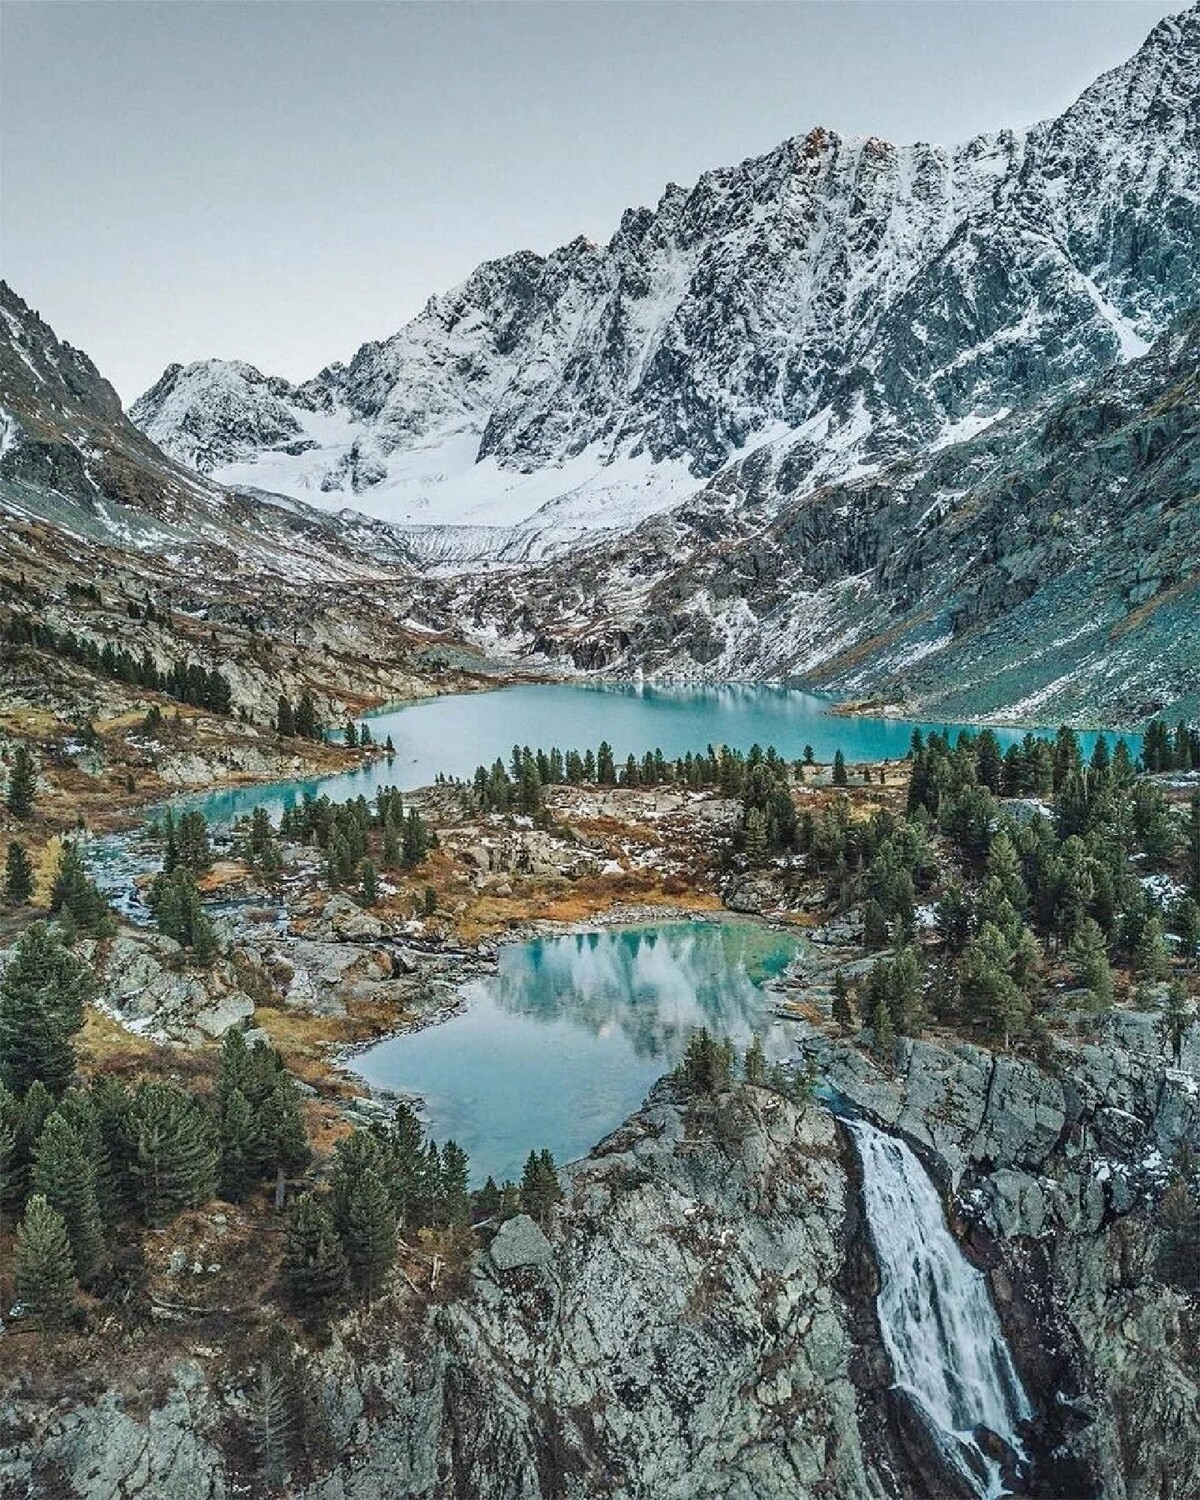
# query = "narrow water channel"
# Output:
<box><xmin>845</xmin><ymin>1116</ymin><xmax>1032</xmax><ymax>1499</ymax></box>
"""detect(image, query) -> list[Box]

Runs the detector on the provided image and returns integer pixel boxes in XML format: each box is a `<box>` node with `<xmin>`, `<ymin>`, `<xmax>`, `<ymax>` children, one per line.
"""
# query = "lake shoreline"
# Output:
<box><xmin>333</xmin><ymin>909</ymin><xmax>811</xmax><ymax>1182</ymax></box>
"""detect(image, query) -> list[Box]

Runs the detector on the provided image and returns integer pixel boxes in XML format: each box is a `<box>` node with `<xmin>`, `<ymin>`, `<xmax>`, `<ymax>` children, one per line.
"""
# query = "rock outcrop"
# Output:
<box><xmin>0</xmin><ymin>1085</ymin><xmax>933</xmax><ymax>1499</ymax></box>
<box><xmin>800</xmin><ymin>1015</ymin><xmax>1200</xmax><ymax>1500</ymax></box>
<box><xmin>2</xmin><ymin>1015</ymin><xmax>1196</xmax><ymax>1497</ymax></box>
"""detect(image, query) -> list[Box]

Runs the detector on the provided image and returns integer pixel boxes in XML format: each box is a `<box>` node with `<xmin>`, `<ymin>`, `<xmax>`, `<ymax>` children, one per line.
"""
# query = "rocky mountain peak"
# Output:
<box><xmin>128</xmin><ymin>7</ymin><xmax>1200</xmax><ymax>551</ymax></box>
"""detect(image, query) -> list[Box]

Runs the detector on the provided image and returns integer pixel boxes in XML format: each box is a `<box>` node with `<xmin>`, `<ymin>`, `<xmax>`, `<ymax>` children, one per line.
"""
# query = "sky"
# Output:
<box><xmin>0</xmin><ymin>0</ymin><xmax>1183</xmax><ymax>403</ymax></box>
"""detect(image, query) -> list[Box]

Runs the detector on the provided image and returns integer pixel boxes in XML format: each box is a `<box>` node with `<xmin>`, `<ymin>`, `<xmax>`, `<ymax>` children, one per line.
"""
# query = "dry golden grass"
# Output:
<box><xmin>75</xmin><ymin>1007</ymin><xmax>161</xmax><ymax>1073</ymax></box>
<box><xmin>253</xmin><ymin>993</ymin><xmax>413</xmax><ymax>1093</ymax></box>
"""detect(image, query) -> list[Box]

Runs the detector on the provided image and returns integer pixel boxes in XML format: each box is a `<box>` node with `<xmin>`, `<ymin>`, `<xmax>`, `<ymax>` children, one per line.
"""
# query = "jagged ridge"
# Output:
<box><xmin>130</xmin><ymin>6</ymin><xmax>1200</xmax><ymax>545</ymax></box>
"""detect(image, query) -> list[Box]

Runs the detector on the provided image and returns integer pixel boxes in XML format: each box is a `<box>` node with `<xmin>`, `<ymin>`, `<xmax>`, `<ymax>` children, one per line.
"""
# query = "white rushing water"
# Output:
<box><xmin>846</xmin><ymin>1116</ymin><xmax>1032</xmax><ymax>1499</ymax></box>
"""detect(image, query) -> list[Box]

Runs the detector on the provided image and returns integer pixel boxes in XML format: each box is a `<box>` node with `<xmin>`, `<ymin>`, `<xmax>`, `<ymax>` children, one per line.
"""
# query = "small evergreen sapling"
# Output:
<box><xmin>15</xmin><ymin>1194</ymin><xmax>78</xmax><ymax>1329</ymax></box>
<box><xmin>5</xmin><ymin>743</ymin><xmax>37</xmax><ymax>817</ymax></box>
<box><xmin>4</xmin><ymin>841</ymin><xmax>33</xmax><ymax>905</ymax></box>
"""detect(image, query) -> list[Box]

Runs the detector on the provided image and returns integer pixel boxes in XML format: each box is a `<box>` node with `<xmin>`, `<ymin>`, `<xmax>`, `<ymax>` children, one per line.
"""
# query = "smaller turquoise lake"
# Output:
<box><xmin>170</xmin><ymin>681</ymin><xmax>1137</xmax><ymax>828</ymax></box>
<box><xmin>348</xmin><ymin>920</ymin><xmax>803</xmax><ymax>1185</ymax></box>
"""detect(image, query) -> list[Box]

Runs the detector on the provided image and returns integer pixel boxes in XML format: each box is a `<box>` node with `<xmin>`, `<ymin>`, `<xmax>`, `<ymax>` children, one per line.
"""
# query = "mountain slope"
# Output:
<box><xmin>0</xmin><ymin>285</ymin><xmax>497</xmax><ymax>736</ymax></box>
<box><xmin>415</xmin><ymin>311</ymin><xmax>1200</xmax><ymax>725</ymax></box>
<box><xmin>132</xmin><ymin>6</ymin><xmax>1200</xmax><ymax>551</ymax></box>
<box><xmin>0</xmin><ymin>281</ymin><xmax>421</xmax><ymax>583</ymax></box>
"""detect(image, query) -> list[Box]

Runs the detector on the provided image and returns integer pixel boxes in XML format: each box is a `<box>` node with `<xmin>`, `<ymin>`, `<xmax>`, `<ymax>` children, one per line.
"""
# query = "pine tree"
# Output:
<box><xmin>679</xmin><ymin>1028</ymin><xmax>734</xmax><ymax>1094</ymax></box>
<box><xmin>1188</xmin><ymin>790</ymin><xmax>1200</xmax><ymax>893</ymax></box>
<box><xmin>831</xmin><ymin>971</ymin><xmax>855</xmax><ymax>1033</ymax></box>
<box><xmin>440</xmin><ymin>1139</ymin><xmax>470</xmax><ymax>1226</ymax></box>
<box><xmin>247</xmin><ymin>806</ymin><xmax>279</xmax><ymax>872</ymax></box>
<box><xmin>475</xmin><ymin>1175</ymin><xmax>502</xmax><ymax>1220</ymax></box>
<box><xmin>519</xmin><ymin>1149</ymin><xmax>562</xmax><ymax>1226</ymax></box>
<box><xmin>343</xmin><ymin>1166</ymin><xmax>397</xmax><ymax>1304</ymax></box>
<box><xmin>743</xmin><ymin>1033</ymin><xmax>767</xmax><ymax>1084</ymax></box>
<box><xmin>0</xmin><ymin>922</ymin><xmax>91</xmax><ymax>1097</ymax></box>
<box><xmin>862</xmin><ymin>898</ymin><xmax>890</xmax><ymax>951</ymax></box>
<box><xmin>743</xmin><ymin>808</ymin><xmax>768</xmax><ymax>865</ymax></box>
<box><xmin>596</xmin><ymin>741</ymin><xmax>616</xmax><ymax>785</ymax></box>
<box><xmin>1135</xmin><ymin>916</ymin><xmax>1170</xmax><ymax>983</ymax></box>
<box><xmin>328</xmin><ymin>1130</ymin><xmax>386</xmax><ymax>1232</ymax></box>
<box><xmin>129</xmin><ymin>1082</ymin><xmax>217</xmax><ymax>1225</ymax></box>
<box><xmin>281</xmin><ymin>1194</ymin><xmax>348</xmax><ymax>1326</ymax></box>
<box><xmin>257</xmin><ymin>1074</ymin><xmax>310</xmax><ymax>1190</ymax></box>
<box><xmin>1158</xmin><ymin>982</ymin><xmax>1191</xmax><ymax>1064</ymax></box>
<box><xmin>832</xmin><ymin>750</ymin><xmax>848</xmax><ymax>786</ymax></box>
<box><xmin>1068</xmin><ymin>917</ymin><xmax>1114</xmax><ymax>1009</ymax></box>
<box><xmin>1174</xmin><ymin>896</ymin><xmax>1200</xmax><ymax>969</ymax></box>
<box><xmin>359</xmin><ymin>859</ymin><xmax>378</xmax><ymax>905</ymax></box>
<box><xmin>15</xmin><ymin>1194</ymin><xmax>78</xmax><ymax>1329</ymax></box>
<box><xmin>5</xmin><ymin>743</ymin><xmax>37</xmax><ymax>817</ymax></box>
<box><xmin>0</xmin><ymin>1095</ymin><xmax>16</xmax><ymax>1213</ymax></box>
<box><xmin>4</xmin><ymin>841</ymin><xmax>33</xmax><ymax>905</ymax></box>
<box><xmin>50</xmin><ymin>841</ymin><xmax>115</xmax><ymax>936</ymax></box>
<box><xmin>960</xmin><ymin>923</ymin><xmax>1030</xmax><ymax>1049</ymax></box>
<box><xmin>176</xmin><ymin>811</ymin><xmax>212</xmax><ymax>874</ymax></box>
<box><xmin>381</xmin><ymin>817</ymin><xmax>401</xmax><ymax>869</ymax></box>
<box><xmin>294</xmin><ymin>690</ymin><xmax>319</xmax><ymax>740</ymax></box>
<box><xmin>276</xmin><ymin>695</ymin><xmax>295</xmax><ymax>737</ymax></box>
<box><xmin>162</xmin><ymin>809</ymin><xmax>179</xmax><ymax>873</ymax></box>
<box><xmin>216</xmin><ymin>1034</ymin><xmax>309</xmax><ymax>1198</ymax></box>
<box><xmin>90</xmin><ymin>1076</ymin><xmax>138</xmax><ymax>1219</ymax></box>
<box><xmin>32</xmin><ymin>1112</ymin><xmax>103</xmax><ymax>1283</ymax></box>
<box><xmin>975</xmin><ymin>730</ymin><xmax>1003</xmax><ymax>793</ymax></box>
<box><xmin>401</xmin><ymin>808</ymin><xmax>429</xmax><ymax>868</ymax></box>
<box><xmin>872</xmin><ymin>996</ymin><xmax>896</xmax><ymax>1059</ymax></box>
<box><xmin>343</xmin><ymin>720</ymin><xmax>359</xmax><ymax>749</ymax></box>
<box><xmin>187</xmin><ymin>892</ymin><xmax>218</xmax><ymax>964</ymax></box>
<box><xmin>218</xmin><ymin>1086</ymin><xmax>260</xmax><ymax>1202</ymax></box>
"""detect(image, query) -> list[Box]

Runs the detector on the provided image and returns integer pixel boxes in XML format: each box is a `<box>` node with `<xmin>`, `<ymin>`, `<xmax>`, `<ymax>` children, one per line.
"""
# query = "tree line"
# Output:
<box><xmin>4</xmin><ymin>614</ymin><xmax>234</xmax><ymax>714</ymax></box>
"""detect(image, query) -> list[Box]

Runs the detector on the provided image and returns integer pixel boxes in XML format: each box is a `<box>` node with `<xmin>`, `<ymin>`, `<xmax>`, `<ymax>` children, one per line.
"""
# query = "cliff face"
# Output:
<box><xmin>0</xmin><ymin>1087</ymin><xmax>905</xmax><ymax>1499</ymax></box>
<box><xmin>802</xmin><ymin>1012</ymin><xmax>1200</xmax><ymax>1500</ymax></box>
<box><xmin>3</xmin><ymin>1017</ymin><xmax>1197</xmax><ymax>1500</ymax></box>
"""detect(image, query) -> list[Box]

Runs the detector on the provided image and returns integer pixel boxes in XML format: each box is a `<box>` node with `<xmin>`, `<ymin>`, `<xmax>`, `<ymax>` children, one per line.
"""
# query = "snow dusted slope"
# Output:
<box><xmin>132</xmin><ymin>6</ymin><xmax>1200</xmax><ymax>552</ymax></box>
<box><xmin>0</xmin><ymin>283</ymin><xmax>421</xmax><ymax>585</ymax></box>
<box><xmin>420</xmin><ymin>310</ymin><xmax>1200</xmax><ymax>725</ymax></box>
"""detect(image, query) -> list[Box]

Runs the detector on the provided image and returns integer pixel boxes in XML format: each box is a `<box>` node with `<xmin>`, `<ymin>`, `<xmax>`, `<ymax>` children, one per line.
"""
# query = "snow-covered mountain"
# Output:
<box><xmin>414</xmin><ymin>309</ymin><xmax>1200</xmax><ymax>724</ymax></box>
<box><xmin>0</xmin><ymin>281</ymin><xmax>418</xmax><ymax>584</ymax></box>
<box><xmin>131</xmin><ymin>5</ymin><xmax>1200</xmax><ymax>555</ymax></box>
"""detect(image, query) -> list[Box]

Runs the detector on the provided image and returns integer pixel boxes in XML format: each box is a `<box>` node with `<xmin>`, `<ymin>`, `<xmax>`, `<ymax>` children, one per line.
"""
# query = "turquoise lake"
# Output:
<box><xmin>172</xmin><ymin>680</ymin><xmax>1137</xmax><ymax>827</ymax></box>
<box><xmin>348</xmin><ymin>920</ymin><xmax>802</xmax><ymax>1185</ymax></box>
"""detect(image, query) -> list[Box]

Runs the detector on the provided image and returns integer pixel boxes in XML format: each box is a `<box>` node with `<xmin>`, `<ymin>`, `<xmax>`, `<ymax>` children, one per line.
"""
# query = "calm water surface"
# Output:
<box><xmin>173</xmin><ymin>681</ymin><xmax>1136</xmax><ymax>827</ymax></box>
<box><xmin>349</xmin><ymin>920</ymin><xmax>802</xmax><ymax>1184</ymax></box>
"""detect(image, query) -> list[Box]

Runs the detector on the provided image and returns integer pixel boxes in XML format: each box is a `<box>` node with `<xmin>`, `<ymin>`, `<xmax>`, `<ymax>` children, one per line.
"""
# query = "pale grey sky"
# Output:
<box><xmin>0</xmin><ymin>0</ymin><xmax>1183</xmax><ymax>402</ymax></box>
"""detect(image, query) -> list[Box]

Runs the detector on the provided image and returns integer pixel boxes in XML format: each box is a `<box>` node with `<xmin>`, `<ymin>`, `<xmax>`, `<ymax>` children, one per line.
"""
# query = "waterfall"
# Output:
<box><xmin>845</xmin><ymin>1116</ymin><xmax>1032</xmax><ymax>1499</ymax></box>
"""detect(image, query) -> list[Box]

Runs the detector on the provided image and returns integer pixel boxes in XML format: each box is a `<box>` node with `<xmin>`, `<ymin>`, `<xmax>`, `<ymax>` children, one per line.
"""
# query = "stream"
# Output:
<box><xmin>846</xmin><ymin>1116</ymin><xmax>1032</xmax><ymax>1499</ymax></box>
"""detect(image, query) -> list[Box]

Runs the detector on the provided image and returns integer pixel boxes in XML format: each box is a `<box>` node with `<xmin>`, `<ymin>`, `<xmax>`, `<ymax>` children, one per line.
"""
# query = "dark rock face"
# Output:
<box><xmin>0</xmin><ymin>1087</ymin><xmax>992</xmax><ymax>1500</ymax></box>
<box><xmin>0</xmin><ymin>1023</ymin><xmax>1194</xmax><ymax>1498</ymax></box>
<box><xmin>0</xmin><ymin>281</ymin><xmax>214</xmax><ymax>518</ymax></box>
<box><xmin>803</xmin><ymin>1013</ymin><xmax>1200</xmax><ymax>1500</ymax></box>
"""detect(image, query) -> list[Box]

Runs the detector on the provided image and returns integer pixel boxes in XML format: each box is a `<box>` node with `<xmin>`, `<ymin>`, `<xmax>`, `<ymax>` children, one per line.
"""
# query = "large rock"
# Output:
<box><xmin>318</xmin><ymin>894</ymin><xmax>388</xmax><ymax>942</ymax></box>
<box><xmin>486</xmin><ymin>1214</ymin><xmax>552</xmax><ymax>1273</ymax></box>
